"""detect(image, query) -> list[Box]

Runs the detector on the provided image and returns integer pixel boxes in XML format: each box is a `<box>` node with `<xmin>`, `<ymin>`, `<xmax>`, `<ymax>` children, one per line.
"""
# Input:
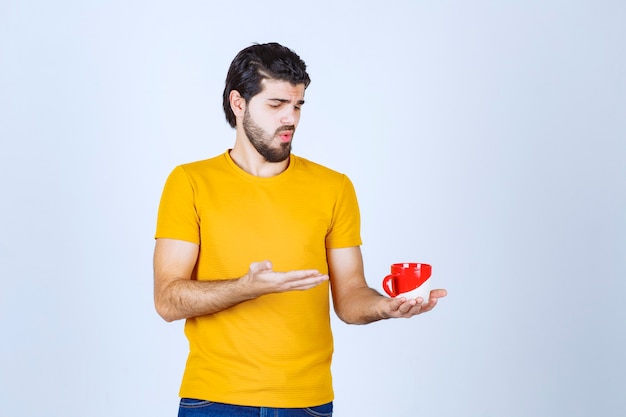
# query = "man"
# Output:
<box><xmin>154</xmin><ymin>42</ymin><xmax>447</xmax><ymax>416</ymax></box>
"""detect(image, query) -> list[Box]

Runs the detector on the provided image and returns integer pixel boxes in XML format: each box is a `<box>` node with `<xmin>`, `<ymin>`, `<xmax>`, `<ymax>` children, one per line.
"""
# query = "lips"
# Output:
<box><xmin>278</xmin><ymin>130</ymin><xmax>293</xmax><ymax>143</ymax></box>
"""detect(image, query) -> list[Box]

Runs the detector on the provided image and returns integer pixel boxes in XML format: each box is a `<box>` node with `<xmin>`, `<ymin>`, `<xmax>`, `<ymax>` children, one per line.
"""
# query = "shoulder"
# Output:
<box><xmin>179</xmin><ymin>153</ymin><xmax>225</xmax><ymax>172</ymax></box>
<box><xmin>292</xmin><ymin>155</ymin><xmax>348</xmax><ymax>181</ymax></box>
<box><xmin>167</xmin><ymin>153</ymin><xmax>230</xmax><ymax>182</ymax></box>
<box><xmin>290</xmin><ymin>155</ymin><xmax>358</xmax><ymax>202</ymax></box>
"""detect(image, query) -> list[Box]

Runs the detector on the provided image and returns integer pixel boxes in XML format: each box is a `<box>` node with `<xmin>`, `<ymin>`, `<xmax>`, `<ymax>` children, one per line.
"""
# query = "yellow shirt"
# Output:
<box><xmin>155</xmin><ymin>151</ymin><xmax>361</xmax><ymax>407</ymax></box>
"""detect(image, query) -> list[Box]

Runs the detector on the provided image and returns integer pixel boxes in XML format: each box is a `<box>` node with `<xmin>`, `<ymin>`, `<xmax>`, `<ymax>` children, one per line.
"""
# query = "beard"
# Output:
<box><xmin>243</xmin><ymin>108</ymin><xmax>294</xmax><ymax>163</ymax></box>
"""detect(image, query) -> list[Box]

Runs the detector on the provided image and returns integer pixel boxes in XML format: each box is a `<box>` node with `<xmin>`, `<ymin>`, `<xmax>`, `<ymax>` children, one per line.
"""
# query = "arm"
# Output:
<box><xmin>327</xmin><ymin>246</ymin><xmax>447</xmax><ymax>325</ymax></box>
<box><xmin>153</xmin><ymin>238</ymin><xmax>329</xmax><ymax>322</ymax></box>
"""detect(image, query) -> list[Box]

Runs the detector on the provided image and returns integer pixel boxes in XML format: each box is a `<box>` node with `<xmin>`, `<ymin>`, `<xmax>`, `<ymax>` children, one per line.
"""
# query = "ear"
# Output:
<box><xmin>229</xmin><ymin>90</ymin><xmax>246</xmax><ymax>118</ymax></box>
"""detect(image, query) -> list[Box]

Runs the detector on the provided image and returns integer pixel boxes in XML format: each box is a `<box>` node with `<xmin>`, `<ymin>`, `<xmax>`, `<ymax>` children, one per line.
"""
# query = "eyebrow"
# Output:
<box><xmin>268</xmin><ymin>98</ymin><xmax>306</xmax><ymax>105</ymax></box>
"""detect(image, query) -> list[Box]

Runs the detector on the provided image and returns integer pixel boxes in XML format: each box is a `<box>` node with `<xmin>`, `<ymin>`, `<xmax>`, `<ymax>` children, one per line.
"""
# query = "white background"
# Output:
<box><xmin>1</xmin><ymin>1</ymin><xmax>625</xmax><ymax>416</ymax></box>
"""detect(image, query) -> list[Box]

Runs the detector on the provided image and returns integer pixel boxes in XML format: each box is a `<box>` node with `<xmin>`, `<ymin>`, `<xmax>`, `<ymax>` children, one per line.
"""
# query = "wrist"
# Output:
<box><xmin>236</xmin><ymin>273</ymin><xmax>260</xmax><ymax>301</ymax></box>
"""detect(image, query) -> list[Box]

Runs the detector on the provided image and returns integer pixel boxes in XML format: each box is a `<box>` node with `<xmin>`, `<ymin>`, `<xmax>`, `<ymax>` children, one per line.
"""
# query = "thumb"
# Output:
<box><xmin>251</xmin><ymin>260</ymin><xmax>273</xmax><ymax>272</ymax></box>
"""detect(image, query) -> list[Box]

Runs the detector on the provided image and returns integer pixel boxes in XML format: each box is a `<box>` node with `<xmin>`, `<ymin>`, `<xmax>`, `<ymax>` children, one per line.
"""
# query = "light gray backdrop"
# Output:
<box><xmin>1</xmin><ymin>1</ymin><xmax>624</xmax><ymax>416</ymax></box>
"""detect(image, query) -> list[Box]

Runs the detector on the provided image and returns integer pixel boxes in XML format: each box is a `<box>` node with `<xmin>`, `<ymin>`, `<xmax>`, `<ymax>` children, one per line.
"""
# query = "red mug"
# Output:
<box><xmin>382</xmin><ymin>263</ymin><xmax>432</xmax><ymax>297</ymax></box>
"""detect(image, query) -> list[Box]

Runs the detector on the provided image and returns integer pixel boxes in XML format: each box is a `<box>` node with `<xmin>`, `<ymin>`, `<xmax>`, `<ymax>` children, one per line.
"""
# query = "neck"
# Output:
<box><xmin>229</xmin><ymin>137</ymin><xmax>290</xmax><ymax>178</ymax></box>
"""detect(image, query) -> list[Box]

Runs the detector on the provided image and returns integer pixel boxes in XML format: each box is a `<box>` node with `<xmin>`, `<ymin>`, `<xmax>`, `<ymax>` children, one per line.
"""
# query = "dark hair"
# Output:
<box><xmin>222</xmin><ymin>42</ymin><xmax>311</xmax><ymax>128</ymax></box>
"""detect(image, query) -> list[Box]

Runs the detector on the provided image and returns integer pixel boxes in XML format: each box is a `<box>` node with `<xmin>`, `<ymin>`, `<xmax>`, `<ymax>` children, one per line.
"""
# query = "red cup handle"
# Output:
<box><xmin>383</xmin><ymin>274</ymin><xmax>397</xmax><ymax>297</ymax></box>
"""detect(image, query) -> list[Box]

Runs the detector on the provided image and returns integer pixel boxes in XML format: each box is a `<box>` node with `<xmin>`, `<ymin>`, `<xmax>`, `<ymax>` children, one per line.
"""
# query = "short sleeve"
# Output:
<box><xmin>325</xmin><ymin>175</ymin><xmax>362</xmax><ymax>249</ymax></box>
<box><xmin>155</xmin><ymin>166</ymin><xmax>200</xmax><ymax>244</ymax></box>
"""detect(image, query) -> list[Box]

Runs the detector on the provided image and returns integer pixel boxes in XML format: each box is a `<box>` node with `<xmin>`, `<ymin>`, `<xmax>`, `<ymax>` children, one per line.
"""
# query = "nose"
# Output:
<box><xmin>280</xmin><ymin>107</ymin><xmax>298</xmax><ymax>126</ymax></box>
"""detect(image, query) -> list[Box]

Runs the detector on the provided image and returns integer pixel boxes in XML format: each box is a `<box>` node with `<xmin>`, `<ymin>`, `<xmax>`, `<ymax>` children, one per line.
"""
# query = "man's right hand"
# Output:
<box><xmin>154</xmin><ymin>238</ymin><xmax>328</xmax><ymax>322</ymax></box>
<box><xmin>241</xmin><ymin>260</ymin><xmax>329</xmax><ymax>296</ymax></box>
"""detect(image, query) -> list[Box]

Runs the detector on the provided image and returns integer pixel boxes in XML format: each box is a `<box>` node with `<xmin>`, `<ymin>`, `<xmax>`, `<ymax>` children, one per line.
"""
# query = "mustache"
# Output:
<box><xmin>276</xmin><ymin>125</ymin><xmax>295</xmax><ymax>134</ymax></box>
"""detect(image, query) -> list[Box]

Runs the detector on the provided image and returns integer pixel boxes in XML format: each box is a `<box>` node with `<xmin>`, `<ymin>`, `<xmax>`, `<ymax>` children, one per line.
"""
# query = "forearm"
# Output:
<box><xmin>155</xmin><ymin>259</ymin><xmax>328</xmax><ymax>322</ymax></box>
<box><xmin>335</xmin><ymin>286</ymin><xmax>387</xmax><ymax>325</ymax></box>
<box><xmin>155</xmin><ymin>277</ymin><xmax>255</xmax><ymax>322</ymax></box>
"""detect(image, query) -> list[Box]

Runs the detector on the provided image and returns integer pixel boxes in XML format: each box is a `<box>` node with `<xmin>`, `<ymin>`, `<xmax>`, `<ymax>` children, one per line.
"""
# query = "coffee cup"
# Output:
<box><xmin>382</xmin><ymin>263</ymin><xmax>432</xmax><ymax>303</ymax></box>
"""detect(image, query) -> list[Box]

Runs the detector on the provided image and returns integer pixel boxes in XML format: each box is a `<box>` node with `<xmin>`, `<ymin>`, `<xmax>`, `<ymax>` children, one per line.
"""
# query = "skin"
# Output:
<box><xmin>153</xmin><ymin>78</ymin><xmax>447</xmax><ymax>323</ymax></box>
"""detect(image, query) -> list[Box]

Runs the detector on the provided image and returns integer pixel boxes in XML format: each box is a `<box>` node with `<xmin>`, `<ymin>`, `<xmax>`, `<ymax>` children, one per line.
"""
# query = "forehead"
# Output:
<box><xmin>257</xmin><ymin>78</ymin><xmax>305</xmax><ymax>99</ymax></box>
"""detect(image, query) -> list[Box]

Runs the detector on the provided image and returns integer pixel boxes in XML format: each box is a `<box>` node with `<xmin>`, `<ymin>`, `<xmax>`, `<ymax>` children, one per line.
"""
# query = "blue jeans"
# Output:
<box><xmin>178</xmin><ymin>398</ymin><xmax>333</xmax><ymax>417</ymax></box>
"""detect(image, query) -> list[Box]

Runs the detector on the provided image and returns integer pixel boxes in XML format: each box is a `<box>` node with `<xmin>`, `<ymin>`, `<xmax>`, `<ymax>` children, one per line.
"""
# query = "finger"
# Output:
<box><xmin>387</xmin><ymin>297</ymin><xmax>406</xmax><ymax>312</ymax></box>
<box><xmin>289</xmin><ymin>276</ymin><xmax>329</xmax><ymax>290</ymax></box>
<box><xmin>402</xmin><ymin>303</ymin><xmax>424</xmax><ymax>317</ymax></box>
<box><xmin>284</xmin><ymin>270</ymin><xmax>326</xmax><ymax>281</ymax></box>
<box><xmin>418</xmin><ymin>298</ymin><xmax>438</xmax><ymax>313</ymax></box>
<box><xmin>398</xmin><ymin>298</ymin><xmax>418</xmax><ymax>314</ymax></box>
<box><xmin>430</xmin><ymin>289</ymin><xmax>448</xmax><ymax>298</ymax></box>
<box><xmin>377</xmin><ymin>298</ymin><xmax>402</xmax><ymax>319</ymax></box>
<box><xmin>388</xmin><ymin>297</ymin><xmax>417</xmax><ymax>315</ymax></box>
<box><xmin>391</xmin><ymin>301</ymin><xmax>423</xmax><ymax>318</ymax></box>
<box><xmin>250</xmin><ymin>260</ymin><xmax>273</xmax><ymax>273</ymax></box>
<box><xmin>283</xmin><ymin>273</ymin><xmax>329</xmax><ymax>291</ymax></box>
